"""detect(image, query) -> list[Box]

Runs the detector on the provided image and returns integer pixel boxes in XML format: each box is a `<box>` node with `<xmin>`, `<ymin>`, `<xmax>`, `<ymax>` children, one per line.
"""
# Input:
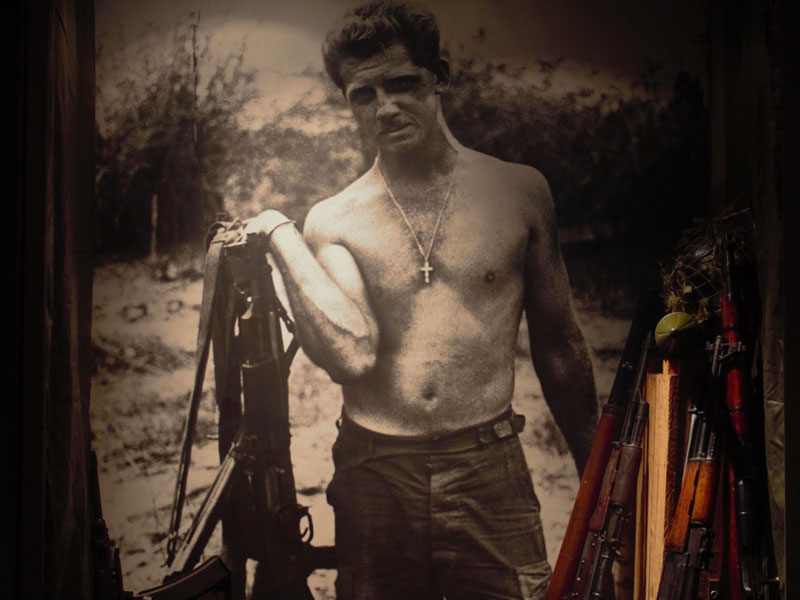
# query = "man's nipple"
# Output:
<box><xmin>484</xmin><ymin>270</ymin><xmax>496</xmax><ymax>283</ymax></box>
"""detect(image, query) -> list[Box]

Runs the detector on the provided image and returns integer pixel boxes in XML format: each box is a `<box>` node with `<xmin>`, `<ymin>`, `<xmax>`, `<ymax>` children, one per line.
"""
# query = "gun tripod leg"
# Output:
<box><xmin>220</xmin><ymin>535</ymin><xmax>247</xmax><ymax>600</ymax></box>
<box><xmin>168</xmin><ymin>425</ymin><xmax>250</xmax><ymax>577</ymax></box>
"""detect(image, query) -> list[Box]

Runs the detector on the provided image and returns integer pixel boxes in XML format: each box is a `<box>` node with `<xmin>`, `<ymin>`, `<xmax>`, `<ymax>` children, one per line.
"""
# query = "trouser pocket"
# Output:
<box><xmin>517</xmin><ymin>559</ymin><xmax>552</xmax><ymax>600</ymax></box>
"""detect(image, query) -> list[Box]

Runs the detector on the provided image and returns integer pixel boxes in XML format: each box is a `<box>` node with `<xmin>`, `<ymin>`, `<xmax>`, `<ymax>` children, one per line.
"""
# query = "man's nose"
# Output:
<box><xmin>375</xmin><ymin>89</ymin><xmax>400</xmax><ymax>118</ymax></box>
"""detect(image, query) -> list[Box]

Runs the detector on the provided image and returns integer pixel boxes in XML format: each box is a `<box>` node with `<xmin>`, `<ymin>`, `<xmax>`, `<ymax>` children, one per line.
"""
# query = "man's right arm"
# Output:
<box><xmin>245</xmin><ymin>207</ymin><xmax>379</xmax><ymax>384</ymax></box>
<box><xmin>519</xmin><ymin>169</ymin><xmax>598</xmax><ymax>475</ymax></box>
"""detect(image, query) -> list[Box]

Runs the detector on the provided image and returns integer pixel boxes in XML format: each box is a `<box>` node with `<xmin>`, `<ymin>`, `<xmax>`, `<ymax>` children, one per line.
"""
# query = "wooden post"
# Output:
<box><xmin>636</xmin><ymin>360</ymin><xmax>684</xmax><ymax>599</ymax></box>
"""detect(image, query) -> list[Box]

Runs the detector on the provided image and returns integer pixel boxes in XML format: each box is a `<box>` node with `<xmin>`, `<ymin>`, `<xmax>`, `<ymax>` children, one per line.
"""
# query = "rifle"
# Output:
<box><xmin>655</xmin><ymin>335</ymin><xmax>724</xmax><ymax>600</ymax></box>
<box><xmin>163</xmin><ymin>219</ymin><xmax>335</xmax><ymax>598</ymax></box>
<box><xmin>567</xmin><ymin>332</ymin><xmax>652</xmax><ymax>600</ymax></box>
<box><xmin>547</xmin><ymin>289</ymin><xmax>660</xmax><ymax>600</ymax></box>
<box><xmin>713</xmin><ymin>237</ymin><xmax>779</xmax><ymax>599</ymax></box>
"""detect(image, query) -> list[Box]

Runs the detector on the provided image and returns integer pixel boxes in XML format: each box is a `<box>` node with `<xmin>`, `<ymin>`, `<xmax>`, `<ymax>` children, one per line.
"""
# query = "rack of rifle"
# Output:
<box><xmin>546</xmin><ymin>238</ymin><xmax>779</xmax><ymax>600</ymax></box>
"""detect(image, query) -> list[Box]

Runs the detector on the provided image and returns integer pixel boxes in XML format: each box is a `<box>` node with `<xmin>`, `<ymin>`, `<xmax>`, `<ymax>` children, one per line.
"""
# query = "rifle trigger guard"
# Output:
<box><xmin>298</xmin><ymin>506</ymin><xmax>314</xmax><ymax>543</ymax></box>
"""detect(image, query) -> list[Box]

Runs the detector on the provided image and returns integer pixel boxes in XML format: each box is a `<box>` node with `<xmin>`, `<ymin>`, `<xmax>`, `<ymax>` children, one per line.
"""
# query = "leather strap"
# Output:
<box><xmin>166</xmin><ymin>223</ymin><xmax>228</xmax><ymax>565</ymax></box>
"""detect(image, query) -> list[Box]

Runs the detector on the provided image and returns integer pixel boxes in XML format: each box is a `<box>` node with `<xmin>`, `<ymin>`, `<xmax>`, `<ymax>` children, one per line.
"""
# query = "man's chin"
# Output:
<box><xmin>377</xmin><ymin>124</ymin><xmax>420</xmax><ymax>148</ymax></box>
<box><xmin>378</xmin><ymin>135</ymin><xmax>421</xmax><ymax>156</ymax></box>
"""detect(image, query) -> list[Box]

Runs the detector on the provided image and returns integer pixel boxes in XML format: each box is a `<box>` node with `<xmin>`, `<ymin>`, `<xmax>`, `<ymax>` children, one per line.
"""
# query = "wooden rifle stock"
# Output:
<box><xmin>663</xmin><ymin>460</ymin><xmax>699</xmax><ymax>553</ymax></box>
<box><xmin>657</xmin><ymin>375</ymin><xmax>721</xmax><ymax>600</ymax></box>
<box><xmin>568</xmin><ymin>334</ymin><xmax>651</xmax><ymax>600</ymax></box>
<box><xmin>546</xmin><ymin>290</ymin><xmax>659</xmax><ymax>600</ymax></box>
<box><xmin>547</xmin><ymin>405</ymin><xmax>623</xmax><ymax>599</ymax></box>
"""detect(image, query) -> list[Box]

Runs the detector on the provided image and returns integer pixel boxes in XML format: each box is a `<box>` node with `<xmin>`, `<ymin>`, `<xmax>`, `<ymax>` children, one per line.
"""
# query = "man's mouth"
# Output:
<box><xmin>380</xmin><ymin>123</ymin><xmax>412</xmax><ymax>137</ymax></box>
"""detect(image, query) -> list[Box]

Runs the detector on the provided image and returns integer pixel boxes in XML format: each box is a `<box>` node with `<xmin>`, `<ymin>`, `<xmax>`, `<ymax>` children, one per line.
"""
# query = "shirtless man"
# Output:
<box><xmin>246</xmin><ymin>3</ymin><xmax>597</xmax><ymax>598</ymax></box>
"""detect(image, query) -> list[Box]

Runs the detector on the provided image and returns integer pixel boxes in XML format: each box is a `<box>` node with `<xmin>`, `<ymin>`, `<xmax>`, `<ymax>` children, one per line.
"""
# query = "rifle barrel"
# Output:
<box><xmin>546</xmin><ymin>290</ymin><xmax>660</xmax><ymax>600</ymax></box>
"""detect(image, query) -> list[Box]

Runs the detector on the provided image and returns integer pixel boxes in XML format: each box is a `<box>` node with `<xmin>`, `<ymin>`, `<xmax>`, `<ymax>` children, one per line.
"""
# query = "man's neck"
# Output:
<box><xmin>378</xmin><ymin>114</ymin><xmax>460</xmax><ymax>183</ymax></box>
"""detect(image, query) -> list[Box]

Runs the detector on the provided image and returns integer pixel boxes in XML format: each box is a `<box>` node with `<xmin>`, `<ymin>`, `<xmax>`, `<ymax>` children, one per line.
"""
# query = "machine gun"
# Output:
<box><xmin>160</xmin><ymin>218</ymin><xmax>335</xmax><ymax>599</ymax></box>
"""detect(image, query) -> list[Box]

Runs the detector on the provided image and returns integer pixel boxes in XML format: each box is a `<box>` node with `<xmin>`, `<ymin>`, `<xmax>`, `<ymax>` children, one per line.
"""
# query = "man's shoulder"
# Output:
<box><xmin>304</xmin><ymin>167</ymin><xmax>381</xmax><ymax>244</ymax></box>
<box><xmin>461</xmin><ymin>148</ymin><xmax>550</xmax><ymax>197</ymax></box>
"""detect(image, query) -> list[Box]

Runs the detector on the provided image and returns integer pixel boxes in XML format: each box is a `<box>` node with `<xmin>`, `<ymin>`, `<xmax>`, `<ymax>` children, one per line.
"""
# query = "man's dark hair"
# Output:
<box><xmin>322</xmin><ymin>1</ymin><xmax>442</xmax><ymax>91</ymax></box>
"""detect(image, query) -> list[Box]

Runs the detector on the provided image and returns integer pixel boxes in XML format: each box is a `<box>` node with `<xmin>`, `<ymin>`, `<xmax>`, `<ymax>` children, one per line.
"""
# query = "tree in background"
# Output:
<box><xmin>96</xmin><ymin>14</ymin><xmax>259</xmax><ymax>258</ymax></box>
<box><xmin>237</xmin><ymin>81</ymin><xmax>364</xmax><ymax>224</ymax></box>
<box><xmin>96</xmin><ymin>22</ymin><xmax>708</xmax><ymax>312</ymax></box>
<box><xmin>95</xmin><ymin>18</ymin><xmax>364</xmax><ymax>259</ymax></box>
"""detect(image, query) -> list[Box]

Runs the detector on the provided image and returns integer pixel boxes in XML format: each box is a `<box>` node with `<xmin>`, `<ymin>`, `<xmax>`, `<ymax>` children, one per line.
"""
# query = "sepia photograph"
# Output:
<box><xmin>90</xmin><ymin>1</ymin><xmax>711</xmax><ymax>598</ymax></box>
<box><xmin>11</xmin><ymin>0</ymin><xmax>791</xmax><ymax>599</ymax></box>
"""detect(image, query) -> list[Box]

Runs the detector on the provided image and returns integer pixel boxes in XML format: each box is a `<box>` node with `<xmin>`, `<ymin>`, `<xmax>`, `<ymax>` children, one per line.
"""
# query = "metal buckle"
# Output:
<box><xmin>493</xmin><ymin>420</ymin><xmax>514</xmax><ymax>439</ymax></box>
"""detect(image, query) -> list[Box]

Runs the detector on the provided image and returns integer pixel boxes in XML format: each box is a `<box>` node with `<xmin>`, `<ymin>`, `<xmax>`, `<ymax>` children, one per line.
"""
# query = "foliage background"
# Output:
<box><xmin>94</xmin><ymin>10</ymin><xmax>709</xmax><ymax>313</ymax></box>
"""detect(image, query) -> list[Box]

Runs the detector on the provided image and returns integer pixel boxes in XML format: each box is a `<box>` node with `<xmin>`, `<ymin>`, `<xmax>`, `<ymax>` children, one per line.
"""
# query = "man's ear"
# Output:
<box><xmin>432</xmin><ymin>59</ymin><xmax>450</xmax><ymax>91</ymax></box>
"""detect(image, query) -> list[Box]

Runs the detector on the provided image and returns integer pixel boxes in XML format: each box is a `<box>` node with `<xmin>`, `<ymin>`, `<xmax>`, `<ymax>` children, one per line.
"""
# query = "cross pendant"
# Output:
<box><xmin>420</xmin><ymin>259</ymin><xmax>433</xmax><ymax>284</ymax></box>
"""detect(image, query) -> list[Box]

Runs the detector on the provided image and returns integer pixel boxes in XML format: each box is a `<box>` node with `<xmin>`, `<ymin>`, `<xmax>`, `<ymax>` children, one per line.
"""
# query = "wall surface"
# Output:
<box><xmin>15</xmin><ymin>0</ymin><xmax>96</xmax><ymax>598</ymax></box>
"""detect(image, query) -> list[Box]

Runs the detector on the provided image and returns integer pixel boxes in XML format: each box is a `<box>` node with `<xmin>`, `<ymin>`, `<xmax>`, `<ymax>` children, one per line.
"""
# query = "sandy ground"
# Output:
<box><xmin>90</xmin><ymin>256</ymin><xmax>630</xmax><ymax>598</ymax></box>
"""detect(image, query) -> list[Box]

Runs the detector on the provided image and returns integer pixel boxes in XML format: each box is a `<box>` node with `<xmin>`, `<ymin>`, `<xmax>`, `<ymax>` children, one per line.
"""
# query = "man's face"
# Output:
<box><xmin>339</xmin><ymin>43</ymin><xmax>444</xmax><ymax>155</ymax></box>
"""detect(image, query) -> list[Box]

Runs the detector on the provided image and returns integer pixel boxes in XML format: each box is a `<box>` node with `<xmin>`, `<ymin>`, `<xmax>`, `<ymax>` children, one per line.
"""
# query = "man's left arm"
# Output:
<box><xmin>521</xmin><ymin>169</ymin><xmax>598</xmax><ymax>475</ymax></box>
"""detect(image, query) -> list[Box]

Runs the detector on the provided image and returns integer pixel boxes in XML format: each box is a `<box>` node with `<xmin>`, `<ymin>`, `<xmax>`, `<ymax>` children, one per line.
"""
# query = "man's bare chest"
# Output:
<box><xmin>341</xmin><ymin>190</ymin><xmax>530</xmax><ymax>301</ymax></box>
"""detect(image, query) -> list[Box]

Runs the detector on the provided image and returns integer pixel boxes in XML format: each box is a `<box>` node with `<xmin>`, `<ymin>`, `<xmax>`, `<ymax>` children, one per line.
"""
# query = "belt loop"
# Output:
<box><xmin>477</xmin><ymin>424</ymin><xmax>494</xmax><ymax>445</ymax></box>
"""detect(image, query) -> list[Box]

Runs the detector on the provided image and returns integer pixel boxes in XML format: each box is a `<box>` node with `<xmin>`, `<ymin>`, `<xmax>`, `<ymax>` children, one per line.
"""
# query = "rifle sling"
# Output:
<box><xmin>167</xmin><ymin>225</ymin><xmax>228</xmax><ymax>564</ymax></box>
<box><xmin>212</xmin><ymin>255</ymin><xmax>244</xmax><ymax>459</ymax></box>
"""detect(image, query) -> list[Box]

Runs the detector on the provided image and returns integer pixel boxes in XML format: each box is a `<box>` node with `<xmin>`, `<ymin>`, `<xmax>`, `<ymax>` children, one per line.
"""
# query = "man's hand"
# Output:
<box><xmin>241</xmin><ymin>204</ymin><xmax>379</xmax><ymax>384</ymax></box>
<box><xmin>244</xmin><ymin>209</ymin><xmax>295</xmax><ymax>242</ymax></box>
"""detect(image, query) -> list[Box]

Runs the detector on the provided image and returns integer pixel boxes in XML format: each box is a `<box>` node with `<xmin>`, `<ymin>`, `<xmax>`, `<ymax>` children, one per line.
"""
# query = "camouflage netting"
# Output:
<box><xmin>660</xmin><ymin>210</ymin><xmax>756</xmax><ymax>322</ymax></box>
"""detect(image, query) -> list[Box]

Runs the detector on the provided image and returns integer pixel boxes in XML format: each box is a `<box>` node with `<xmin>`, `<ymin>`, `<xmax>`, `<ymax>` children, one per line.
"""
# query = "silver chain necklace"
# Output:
<box><xmin>377</xmin><ymin>157</ymin><xmax>458</xmax><ymax>284</ymax></box>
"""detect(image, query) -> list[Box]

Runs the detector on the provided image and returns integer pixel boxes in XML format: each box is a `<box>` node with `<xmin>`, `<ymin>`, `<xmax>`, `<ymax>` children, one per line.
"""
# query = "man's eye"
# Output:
<box><xmin>348</xmin><ymin>89</ymin><xmax>375</xmax><ymax>105</ymax></box>
<box><xmin>386</xmin><ymin>76</ymin><xmax>419</xmax><ymax>93</ymax></box>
